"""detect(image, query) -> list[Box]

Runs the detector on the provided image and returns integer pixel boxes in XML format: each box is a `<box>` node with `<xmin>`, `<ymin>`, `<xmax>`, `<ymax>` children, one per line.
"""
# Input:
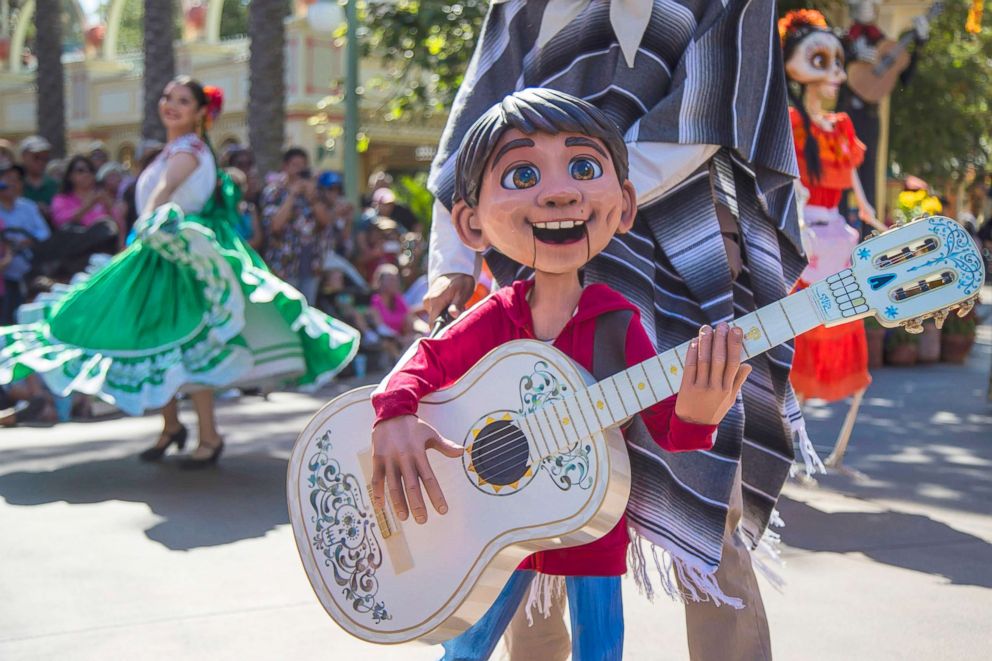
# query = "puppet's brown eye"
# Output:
<box><xmin>569</xmin><ymin>157</ymin><xmax>602</xmax><ymax>181</ymax></box>
<box><xmin>811</xmin><ymin>52</ymin><xmax>827</xmax><ymax>69</ymax></box>
<box><xmin>502</xmin><ymin>165</ymin><xmax>540</xmax><ymax>190</ymax></box>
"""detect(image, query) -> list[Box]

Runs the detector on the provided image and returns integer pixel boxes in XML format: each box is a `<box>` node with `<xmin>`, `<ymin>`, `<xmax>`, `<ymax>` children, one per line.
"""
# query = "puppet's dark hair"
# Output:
<box><xmin>780</xmin><ymin>12</ymin><xmax>840</xmax><ymax>184</ymax></box>
<box><xmin>454</xmin><ymin>88</ymin><xmax>629</xmax><ymax>207</ymax></box>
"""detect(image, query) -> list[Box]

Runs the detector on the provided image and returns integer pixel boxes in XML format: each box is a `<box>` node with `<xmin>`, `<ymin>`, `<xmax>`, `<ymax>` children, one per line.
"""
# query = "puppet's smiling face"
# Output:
<box><xmin>786</xmin><ymin>31</ymin><xmax>846</xmax><ymax>103</ymax></box>
<box><xmin>454</xmin><ymin>128</ymin><xmax>636</xmax><ymax>275</ymax></box>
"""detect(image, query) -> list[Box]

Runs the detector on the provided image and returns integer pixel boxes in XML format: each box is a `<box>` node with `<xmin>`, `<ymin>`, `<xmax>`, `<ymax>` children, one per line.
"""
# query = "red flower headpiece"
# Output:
<box><xmin>202</xmin><ymin>85</ymin><xmax>224</xmax><ymax>128</ymax></box>
<box><xmin>778</xmin><ymin>9</ymin><xmax>829</xmax><ymax>46</ymax></box>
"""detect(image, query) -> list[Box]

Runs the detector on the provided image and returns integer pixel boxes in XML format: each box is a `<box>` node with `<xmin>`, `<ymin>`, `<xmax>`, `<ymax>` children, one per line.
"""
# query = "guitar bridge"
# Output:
<box><xmin>367</xmin><ymin>484</ymin><xmax>394</xmax><ymax>539</ymax></box>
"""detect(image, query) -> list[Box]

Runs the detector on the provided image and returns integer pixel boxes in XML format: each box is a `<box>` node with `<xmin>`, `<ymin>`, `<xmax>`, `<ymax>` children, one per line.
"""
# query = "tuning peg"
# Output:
<box><xmin>932</xmin><ymin>308</ymin><xmax>950</xmax><ymax>330</ymax></box>
<box><xmin>956</xmin><ymin>299</ymin><xmax>975</xmax><ymax>318</ymax></box>
<box><xmin>903</xmin><ymin>318</ymin><xmax>925</xmax><ymax>334</ymax></box>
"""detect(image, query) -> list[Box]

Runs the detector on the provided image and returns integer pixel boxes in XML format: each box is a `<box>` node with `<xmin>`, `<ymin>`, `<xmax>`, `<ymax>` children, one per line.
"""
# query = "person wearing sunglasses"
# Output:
<box><xmin>50</xmin><ymin>155</ymin><xmax>116</xmax><ymax>229</ymax></box>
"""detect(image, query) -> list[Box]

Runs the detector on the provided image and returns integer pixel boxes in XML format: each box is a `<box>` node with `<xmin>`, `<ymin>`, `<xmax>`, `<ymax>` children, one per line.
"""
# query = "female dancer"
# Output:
<box><xmin>0</xmin><ymin>77</ymin><xmax>359</xmax><ymax>467</ymax></box>
<box><xmin>780</xmin><ymin>11</ymin><xmax>885</xmax><ymax>469</ymax></box>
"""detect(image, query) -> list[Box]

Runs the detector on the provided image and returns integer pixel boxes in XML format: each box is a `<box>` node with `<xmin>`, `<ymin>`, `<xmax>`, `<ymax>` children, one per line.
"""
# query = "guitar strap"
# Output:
<box><xmin>591</xmin><ymin>309</ymin><xmax>743</xmax><ymax>606</ymax></box>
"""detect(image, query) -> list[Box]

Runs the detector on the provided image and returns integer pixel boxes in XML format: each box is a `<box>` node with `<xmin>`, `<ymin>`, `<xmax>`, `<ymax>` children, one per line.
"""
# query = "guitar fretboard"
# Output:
<box><xmin>519</xmin><ymin>286</ymin><xmax>825</xmax><ymax>458</ymax></box>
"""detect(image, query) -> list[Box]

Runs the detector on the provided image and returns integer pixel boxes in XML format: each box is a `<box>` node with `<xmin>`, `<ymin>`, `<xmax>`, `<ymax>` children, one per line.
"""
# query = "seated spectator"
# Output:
<box><xmin>18</xmin><ymin>135</ymin><xmax>58</xmax><ymax>226</ymax></box>
<box><xmin>225</xmin><ymin>167</ymin><xmax>264</xmax><ymax>251</ymax></box>
<box><xmin>87</xmin><ymin>140</ymin><xmax>110</xmax><ymax>171</ymax></box>
<box><xmin>260</xmin><ymin>147</ymin><xmax>336</xmax><ymax>304</ymax></box>
<box><xmin>369</xmin><ymin>185</ymin><xmax>421</xmax><ymax>233</ymax></box>
<box><xmin>97</xmin><ymin>162</ymin><xmax>127</xmax><ymax>230</ymax></box>
<box><xmin>368</xmin><ymin>263</ymin><xmax>427</xmax><ymax>364</ymax></box>
<box><xmin>0</xmin><ymin>163</ymin><xmax>51</xmax><ymax>323</ymax></box>
<box><xmin>51</xmin><ymin>156</ymin><xmax>115</xmax><ymax>229</ymax></box>
<box><xmin>357</xmin><ymin>216</ymin><xmax>401</xmax><ymax>282</ymax></box>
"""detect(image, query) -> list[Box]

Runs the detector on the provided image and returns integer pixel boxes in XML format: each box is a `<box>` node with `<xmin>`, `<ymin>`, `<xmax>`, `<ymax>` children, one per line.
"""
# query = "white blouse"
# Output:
<box><xmin>135</xmin><ymin>133</ymin><xmax>216</xmax><ymax>216</ymax></box>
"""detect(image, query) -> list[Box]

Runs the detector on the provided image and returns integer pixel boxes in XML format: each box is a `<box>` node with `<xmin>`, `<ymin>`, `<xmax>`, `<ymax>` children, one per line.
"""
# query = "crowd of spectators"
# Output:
<box><xmin>0</xmin><ymin>136</ymin><xmax>433</xmax><ymax>427</ymax></box>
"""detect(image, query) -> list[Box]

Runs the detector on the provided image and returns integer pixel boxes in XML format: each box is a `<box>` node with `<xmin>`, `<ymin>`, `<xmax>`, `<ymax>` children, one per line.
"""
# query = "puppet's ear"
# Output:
<box><xmin>615</xmin><ymin>180</ymin><xmax>638</xmax><ymax>234</ymax></box>
<box><xmin>453</xmin><ymin>199</ymin><xmax>489</xmax><ymax>252</ymax></box>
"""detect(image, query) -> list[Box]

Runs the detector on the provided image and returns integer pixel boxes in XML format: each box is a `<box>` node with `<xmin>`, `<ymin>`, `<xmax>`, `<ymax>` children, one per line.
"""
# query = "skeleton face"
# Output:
<box><xmin>786</xmin><ymin>31</ymin><xmax>847</xmax><ymax>101</ymax></box>
<box><xmin>848</xmin><ymin>0</ymin><xmax>880</xmax><ymax>24</ymax></box>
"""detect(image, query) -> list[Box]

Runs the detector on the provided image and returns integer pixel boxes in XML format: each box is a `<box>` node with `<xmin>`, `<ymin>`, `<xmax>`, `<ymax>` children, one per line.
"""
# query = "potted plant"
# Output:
<box><xmin>892</xmin><ymin>188</ymin><xmax>943</xmax><ymax>226</ymax></box>
<box><xmin>917</xmin><ymin>319</ymin><xmax>942</xmax><ymax>363</ymax></box>
<box><xmin>940</xmin><ymin>310</ymin><xmax>978</xmax><ymax>364</ymax></box>
<box><xmin>885</xmin><ymin>327</ymin><xmax>919</xmax><ymax>366</ymax></box>
<box><xmin>864</xmin><ymin>316</ymin><xmax>886</xmax><ymax>369</ymax></box>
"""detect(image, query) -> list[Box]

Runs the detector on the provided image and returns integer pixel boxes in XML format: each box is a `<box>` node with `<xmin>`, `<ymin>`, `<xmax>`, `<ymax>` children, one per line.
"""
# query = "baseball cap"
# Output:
<box><xmin>19</xmin><ymin>135</ymin><xmax>53</xmax><ymax>154</ymax></box>
<box><xmin>87</xmin><ymin>140</ymin><xmax>109</xmax><ymax>154</ymax></box>
<box><xmin>372</xmin><ymin>188</ymin><xmax>396</xmax><ymax>205</ymax></box>
<box><xmin>318</xmin><ymin>170</ymin><xmax>344</xmax><ymax>189</ymax></box>
<box><xmin>97</xmin><ymin>162</ymin><xmax>125</xmax><ymax>182</ymax></box>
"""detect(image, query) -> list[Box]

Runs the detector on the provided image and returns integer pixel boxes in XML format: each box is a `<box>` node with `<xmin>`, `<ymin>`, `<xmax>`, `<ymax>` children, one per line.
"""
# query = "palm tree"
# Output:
<box><xmin>248</xmin><ymin>1</ymin><xmax>286</xmax><ymax>175</ymax></box>
<box><xmin>34</xmin><ymin>0</ymin><xmax>66</xmax><ymax>157</ymax></box>
<box><xmin>142</xmin><ymin>0</ymin><xmax>176</xmax><ymax>141</ymax></box>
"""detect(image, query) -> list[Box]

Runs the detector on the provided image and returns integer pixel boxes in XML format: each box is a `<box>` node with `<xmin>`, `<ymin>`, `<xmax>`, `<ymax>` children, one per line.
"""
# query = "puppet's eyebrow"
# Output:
<box><xmin>490</xmin><ymin>138</ymin><xmax>535</xmax><ymax>170</ymax></box>
<box><xmin>564</xmin><ymin>136</ymin><xmax>608</xmax><ymax>159</ymax></box>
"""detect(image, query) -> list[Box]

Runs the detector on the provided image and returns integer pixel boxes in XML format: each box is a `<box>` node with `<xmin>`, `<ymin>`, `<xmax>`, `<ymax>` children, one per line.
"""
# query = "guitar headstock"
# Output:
<box><xmin>808</xmin><ymin>216</ymin><xmax>984</xmax><ymax>332</ymax></box>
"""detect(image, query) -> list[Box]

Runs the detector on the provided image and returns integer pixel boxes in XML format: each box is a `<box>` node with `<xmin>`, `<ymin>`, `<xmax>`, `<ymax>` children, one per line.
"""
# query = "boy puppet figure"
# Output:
<box><xmin>370</xmin><ymin>89</ymin><xmax>751</xmax><ymax>660</ymax></box>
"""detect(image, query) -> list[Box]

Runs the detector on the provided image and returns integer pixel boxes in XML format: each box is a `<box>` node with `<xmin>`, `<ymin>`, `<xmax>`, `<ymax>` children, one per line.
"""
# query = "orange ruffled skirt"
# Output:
<box><xmin>790</xmin><ymin>281</ymin><xmax>871</xmax><ymax>402</ymax></box>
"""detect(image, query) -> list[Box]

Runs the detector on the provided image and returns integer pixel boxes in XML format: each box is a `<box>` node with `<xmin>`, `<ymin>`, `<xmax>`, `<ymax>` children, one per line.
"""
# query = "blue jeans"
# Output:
<box><xmin>441</xmin><ymin>570</ymin><xmax>623</xmax><ymax>661</ymax></box>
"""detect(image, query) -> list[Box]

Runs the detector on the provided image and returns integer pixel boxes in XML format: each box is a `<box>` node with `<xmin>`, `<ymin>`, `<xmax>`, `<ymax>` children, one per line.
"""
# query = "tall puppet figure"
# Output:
<box><xmin>424</xmin><ymin>2</ymin><xmax>807</xmax><ymax>659</ymax></box>
<box><xmin>839</xmin><ymin>0</ymin><xmax>930</xmax><ymax>233</ymax></box>
<box><xmin>781</xmin><ymin>11</ymin><xmax>883</xmax><ymax>470</ymax></box>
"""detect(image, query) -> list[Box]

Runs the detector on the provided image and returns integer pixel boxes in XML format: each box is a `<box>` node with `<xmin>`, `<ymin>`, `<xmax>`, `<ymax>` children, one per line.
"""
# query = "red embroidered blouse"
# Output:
<box><xmin>789</xmin><ymin>107</ymin><xmax>866</xmax><ymax>209</ymax></box>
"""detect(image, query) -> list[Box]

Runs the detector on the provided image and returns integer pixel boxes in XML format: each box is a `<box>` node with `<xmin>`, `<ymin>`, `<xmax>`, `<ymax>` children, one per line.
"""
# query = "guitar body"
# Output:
<box><xmin>846</xmin><ymin>39</ymin><xmax>912</xmax><ymax>104</ymax></box>
<box><xmin>287</xmin><ymin>340</ymin><xmax>631</xmax><ymax>645</ymax></box>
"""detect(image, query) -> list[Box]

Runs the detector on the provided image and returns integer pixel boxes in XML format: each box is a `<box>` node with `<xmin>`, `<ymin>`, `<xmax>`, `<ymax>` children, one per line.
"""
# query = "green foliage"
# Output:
<box><xmin>885</xmin><ymin>327</ymin><xmax>919</xmax><ymax>348</ymax></box>
<box><xmin>863</xmin><ymin>315</ymin><xmax>883</xmax><ymax>330</ymax></box>
<box><xmin>361</xmin><ymin>0</ymin><xmax>487</xmax><ymax>120</ymax></box>
<box><xmin>941</xmin><ymin>310</ymin><xmax>977</xmax><ymax>336</ymax></box>
<box><xmin>889</xmin><ymin>2</ymin><xmax>992</xmax><ymax>183</ymax></box>
<box><xmin>219</xmin><ymin>0</ymin><xmax>250</xmax><ymax>39</ymax></box>
<box><xmin>393</xmin><ymin>173</ymin><xmax>435</xmax><ymax>231</ymax></box>
<box><xmin>99</xmin><ymin>0</ymin><xmax>183</xmax><ymax>54</ymax></box>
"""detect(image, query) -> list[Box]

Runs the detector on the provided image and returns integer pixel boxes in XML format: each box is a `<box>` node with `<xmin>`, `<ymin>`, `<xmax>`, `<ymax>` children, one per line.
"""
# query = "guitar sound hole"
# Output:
<box><xmin>471</xmin><ymin>421</ymin><xmax>529</xmax><ymax>486</ymax></box>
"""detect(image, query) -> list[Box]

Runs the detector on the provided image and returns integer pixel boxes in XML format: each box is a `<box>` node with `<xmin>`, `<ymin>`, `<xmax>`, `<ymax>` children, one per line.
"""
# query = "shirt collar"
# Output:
<box><xmin>493</xmin><ymin>0</ymin><xmax>651</xmax><ymax>68</ymax></box>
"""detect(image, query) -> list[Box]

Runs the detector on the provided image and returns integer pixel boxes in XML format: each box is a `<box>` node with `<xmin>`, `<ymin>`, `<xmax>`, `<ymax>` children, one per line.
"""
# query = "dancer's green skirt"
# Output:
<box><xmin>0</xmin><ymin>176</ymin><xmax>359</xmax><ymax>415</ymax></box>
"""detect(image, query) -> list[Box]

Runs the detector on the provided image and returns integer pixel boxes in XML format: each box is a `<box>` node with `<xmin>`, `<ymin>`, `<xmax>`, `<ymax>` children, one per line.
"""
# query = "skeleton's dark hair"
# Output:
<box><xmin>454</xmin><ymin>88</ymin><xmax>629</xmax><ymax>207</ymax></box>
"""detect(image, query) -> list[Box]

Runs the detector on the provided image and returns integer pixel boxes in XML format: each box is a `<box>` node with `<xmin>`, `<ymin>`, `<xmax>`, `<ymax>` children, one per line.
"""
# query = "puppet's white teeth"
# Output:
<box><xmin>560</xmin><ymin>221</ymin><xmax>574</xmax><ymax>229</ymax></box>
<box><xmin>545</xmin><ymin>221</ymin><xmax>561</xmax><ymax>230</ymax></box>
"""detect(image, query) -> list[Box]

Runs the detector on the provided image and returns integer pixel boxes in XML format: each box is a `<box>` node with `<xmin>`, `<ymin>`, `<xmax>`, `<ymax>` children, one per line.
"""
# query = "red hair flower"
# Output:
<box><xmin>778</xmin><ymin>9</ymin><xmax>829</xmax><ymax>45</ymax></box>
<box><xmin>202</xmin><ymin>85</ymin><xmax>224</xmax><ymax>128</ymax></box>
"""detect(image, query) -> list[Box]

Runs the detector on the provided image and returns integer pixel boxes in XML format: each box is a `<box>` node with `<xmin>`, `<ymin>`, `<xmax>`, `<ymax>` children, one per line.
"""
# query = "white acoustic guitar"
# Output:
<box><xmin>287</xmin><ymin>216</ymin><xmax>983</xmax><ymax>645</ymax></box>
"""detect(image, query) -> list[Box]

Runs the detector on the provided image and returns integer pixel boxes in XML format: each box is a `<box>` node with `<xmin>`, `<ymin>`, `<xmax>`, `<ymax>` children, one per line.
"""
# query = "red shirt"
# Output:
<box><xmin>372</xmin><ymin>279</ymin><xmax>716</xmax><ymax>576</ymax></box>
<box><xmin>789</xmin><ymin>107</ymin><xmax>866</xmax><ymax>209</ymax></box>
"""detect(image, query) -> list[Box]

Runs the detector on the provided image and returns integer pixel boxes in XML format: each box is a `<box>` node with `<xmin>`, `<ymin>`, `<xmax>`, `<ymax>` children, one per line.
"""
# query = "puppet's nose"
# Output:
<box><xmin>538</xmin><ymin>185</ymin><xmax>580</xmax><ymax>208</ymax></box>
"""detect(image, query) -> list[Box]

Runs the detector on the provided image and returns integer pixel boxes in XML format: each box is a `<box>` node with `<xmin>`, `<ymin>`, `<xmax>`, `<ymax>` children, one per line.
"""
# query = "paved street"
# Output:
<box><xmin>2</xmin><ymin>303</ymin><xmax>990</xmax><ymax>660</ymax></box>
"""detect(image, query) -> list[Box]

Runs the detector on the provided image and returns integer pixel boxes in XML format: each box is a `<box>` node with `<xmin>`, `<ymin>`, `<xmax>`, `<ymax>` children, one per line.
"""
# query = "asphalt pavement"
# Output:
<box><xmin>1</xmin><ymin>296</ymin><xmax>989</xmax><ymax>660</ymax></box>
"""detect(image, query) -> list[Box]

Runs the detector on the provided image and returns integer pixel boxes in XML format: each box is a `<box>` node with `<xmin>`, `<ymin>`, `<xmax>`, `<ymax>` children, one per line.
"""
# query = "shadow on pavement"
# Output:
<box><xmin>778</xmin><ymin>496</ymin><xmax>992</xmax><ymax>589</ymax></box>
<box><xmin>0</xmin><ymin>450</ymin><xmax>291</xmax><ymax>551</ymax></box>
<box><xmin>802</xmin><ymin>359</ymin><xmax>992</xmax><ymax>517</ymax></box>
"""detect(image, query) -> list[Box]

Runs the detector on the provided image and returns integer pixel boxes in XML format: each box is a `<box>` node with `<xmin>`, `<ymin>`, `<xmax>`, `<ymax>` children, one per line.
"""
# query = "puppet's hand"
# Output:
<box><xmin>424</xmin><ymin>273</ymin><xmax>475</xmax><ymax>323</ymax></box>
<box><xmin>371</xmin><ymin>415</ymin><xmax>464</xmax><ymax>524</ymax></box>
<box><xmin>674</xmin><ymin>324</ymin><xmax>751</xmax><ymax>426</ymax></box>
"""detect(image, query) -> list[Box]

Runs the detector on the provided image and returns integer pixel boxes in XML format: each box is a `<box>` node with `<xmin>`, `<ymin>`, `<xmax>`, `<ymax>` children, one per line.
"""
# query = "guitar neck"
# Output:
<box><xmin>520</xmin><ymin>284</ymin><xmax>827</xmax><ymax>454</ymax></box>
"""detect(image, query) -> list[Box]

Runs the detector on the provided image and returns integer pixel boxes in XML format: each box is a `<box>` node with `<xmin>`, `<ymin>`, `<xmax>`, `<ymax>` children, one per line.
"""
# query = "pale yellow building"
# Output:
<box><xmin>0</xmin><ymin>0</ymin><xmax>929</xmax><ymax>209</ymax></box>
<box><xmin>0</xmin><ymin>0</ymin><xmax>445</xmax><ymax>181</ymax></box>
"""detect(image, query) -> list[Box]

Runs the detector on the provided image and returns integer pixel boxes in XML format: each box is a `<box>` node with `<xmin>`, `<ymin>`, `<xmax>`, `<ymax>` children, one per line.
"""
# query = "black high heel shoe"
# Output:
<box><xmin>138</xmin><ymin>425</ymin><xmax>188</xmax><ymax>462</ymax></box>
<box><xmin>179</xmin><ymin>440</ymin><xmax>224</xmax><ymax>470</ymax></box>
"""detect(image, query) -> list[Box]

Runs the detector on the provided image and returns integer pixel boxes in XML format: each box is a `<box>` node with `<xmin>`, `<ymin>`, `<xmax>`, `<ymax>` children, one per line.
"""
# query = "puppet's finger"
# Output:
<box><xmin>695</xmin><ymin>326</ymin><xmax>713</xmax><ymax>387</ymax></box>
<box><xmin>681</xmin><ymin>340</ymin><xmax>699</xmax><ymax>389</ymax></box>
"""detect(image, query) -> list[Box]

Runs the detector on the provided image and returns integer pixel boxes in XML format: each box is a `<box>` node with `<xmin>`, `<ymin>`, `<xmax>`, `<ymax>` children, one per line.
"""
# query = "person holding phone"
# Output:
<box><xmin>260</xmin><ymin>147</ymin><xmax>335</xmax><ymax>304</ymax></box>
